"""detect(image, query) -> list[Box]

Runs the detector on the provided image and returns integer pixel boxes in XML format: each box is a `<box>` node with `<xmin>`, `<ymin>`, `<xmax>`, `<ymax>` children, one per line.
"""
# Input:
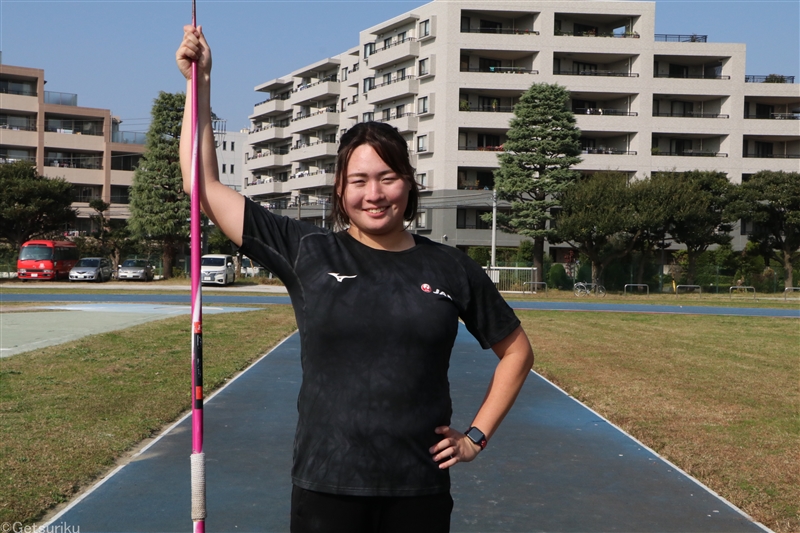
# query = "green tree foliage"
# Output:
<box><xmin>207</xmin><ymin>224</ymin><xmax>233</xmax><ymax>255</ymax></box>
<box><xmin>665</xmin><ymin>171</ymin><xmax>734</xmax><ymax>285</ymax></box>
<box><xmin>129</xmin><ymin>92</ymin><xmax>189</xmax><ymax>279</ymax></box>
<box><xmin>727</xmin><ymin>171</ymin><xmax>800</xmax><ymax>288</ymax></box>
<box><xmin>556</xmin><ymin>172</ymin><xmax>645</xmax><ymax>285</ymax></box>
<box><xmin>88</xmin><ymin>199</ymin><xmax>134</xmax><ymax>268</ymax></box>
<box><xmin>0</xmin><ymin>161</ymin><xmax>77</xmax><ymax>249</ymax></box>
<box><xmin>491</xmin><ymin>83</ymin><xmax>582</xmax><ymax>274</ymax></box>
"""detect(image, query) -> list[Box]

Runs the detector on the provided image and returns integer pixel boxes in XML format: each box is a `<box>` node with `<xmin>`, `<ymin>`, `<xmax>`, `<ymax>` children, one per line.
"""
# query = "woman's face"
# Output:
<box><xmin>342</xmin><ymin>143</ymin><xmax>411</xmax><ymax>239</ymax></box>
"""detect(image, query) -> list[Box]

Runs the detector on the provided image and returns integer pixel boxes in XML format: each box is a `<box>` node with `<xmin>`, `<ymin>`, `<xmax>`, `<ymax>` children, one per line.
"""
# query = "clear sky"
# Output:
<box><xmin>1</xmin><ymin>0</ymin><xmax>797</xmax><ymax>135</ymax></box>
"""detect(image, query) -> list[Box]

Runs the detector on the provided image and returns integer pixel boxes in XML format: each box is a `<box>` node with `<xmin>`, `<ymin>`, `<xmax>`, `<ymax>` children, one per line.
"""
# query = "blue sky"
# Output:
<box><xmin>1</xmin><ymin>0</ymin><xmax>797</xmax><ymax>134</ymax></box>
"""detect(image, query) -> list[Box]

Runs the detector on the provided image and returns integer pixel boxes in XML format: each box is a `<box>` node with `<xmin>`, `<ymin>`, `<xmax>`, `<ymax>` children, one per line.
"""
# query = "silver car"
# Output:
<box><xmin>69</xmin><ymin>257</ymin><xmax>113</xmax><ymax>282</ymax></box>
<box><xmin>118</xmin><ymin>259</ymin><xmax>155</xmax><ymax>281</ymax></box>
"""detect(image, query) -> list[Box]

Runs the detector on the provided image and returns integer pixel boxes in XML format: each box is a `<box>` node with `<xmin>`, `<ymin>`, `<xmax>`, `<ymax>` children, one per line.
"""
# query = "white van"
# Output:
<box><xmin>200</xmin><ymin>254</ymin><xmax>235</xmax><ymax>285</ymax></box>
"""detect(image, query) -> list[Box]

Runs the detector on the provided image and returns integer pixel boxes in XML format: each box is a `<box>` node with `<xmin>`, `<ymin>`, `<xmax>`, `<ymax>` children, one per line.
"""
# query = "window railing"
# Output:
<box><xmin>110</xmin><ymin>194</ymin><xmax>130</xmax><ymax>204</ymax></box>
<box><xmin>291</xmin><ymin>140</ymin><xmax>336</xmax><ymax>151</ymax></box>
<box><xmin>652</xmin><ymin>151</ymin><xmax>727</xmax><ymax>157</ymax></box>
<box><xmin>745</xmin><ymin>75</ymin><xmax>796</xmax><ymax>83</ymax></box>
<box><xmin>653</xmin><ymin>112</ymin><xmax>729</xmax><ymax>118</ymax></box>
<box><xmin>247</xmin><ymin>147</ymin><xmax>290</xmax><ymax>160</ymax></box>
<box><xmin>574</xmin><ymin>108</ymin><xmax>638</xmax><ymax>116</ymax></box>
<box><xmin>373</xmin><ymin>36</ymin><xmax>416</xmax><ymax>54</ymax></box>
<box><xmin>745</xmin><ymin>113</ymin><xmax>800</xmax><ymax>120</ymax></box>
<box><xmin>291</xmin><ymin>106</ymin><xmax>338</xmax><ymax>122</ymax></box>
<box><xmin>372</xmin><ymin>74</ymin><xmax>416</xmax><ymax>89</ymax></box>
<box><xmin>654</xmin><ymin>73</ymin><xmax>730</xmax><ymax>80</ymax></box>
<box><xmin>655</xmin><ymin>34</ymin><xmax>708</xmax><ymax>42</ymax></box>
<box><xmin>0</xmin><ymin>87</ymin><xmax>36</xmax><ymax>97</ymax></box>
<box><xmin>743</xmin><ymin>153</ymin><xmax>800</xmax><ymax>159</ymax></box>
<box><xmin>0</xmin><ymin>121</ymin><xmax>36</xmax><ymax>131</ymax></box>
<box><xmin>461</xmin><ymin>104</ymin><xmax>515</xmax><ymax>113</ymax></box>
<box><xmin>293</xmin><ymin>75</ymin><xmax>338</xmax><ymax>93</ymax></box>
<box><xmin>44</xmin><ymin>91</ymin><xmax>78</xmax><ymax>106</ymax></box>
<box><xmin>376</xmin><ymin>112</ymin><xmax>416</xmax><ymax>123</ymax></box>
<box><xmin>555</xmin><ymin>70</ymin><xmax>638</xmax><ymax>77</ymax></box>
<box><xmin>462</xmin><ymin>67</ymin><xmax>537</xmax><ymax>74</ymax></box>
<box><xmin>112</xmin><ymin>131</ymin><xmax>147</xmax><ymax>144</ymax></box>
<box><xmin>46</xmin><ymin>119</ymin><xmax>104</xmax><ymax>136</ymax></box>
<box><xmin>582</xmin><ymin>148</ymin><xmax>637</xmax><ymax>155</ymax></box>
<box><xmin>461</xmin><ymin>27</ymin><xmax>539</xmax><ymax>35</ymax></box>
<box><xmin>46</xmin><ymin>155</ymin><xmax>103</xmax><ymax>169</ymax></box>
<box><xmin>0</xmin><ymin>154</ymin><xmax>36</xmax><ymax>164</ymax></box>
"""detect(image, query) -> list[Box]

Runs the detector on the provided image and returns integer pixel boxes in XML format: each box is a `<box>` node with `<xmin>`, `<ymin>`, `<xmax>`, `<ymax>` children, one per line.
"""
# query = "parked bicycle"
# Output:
<box><xmin>573</xmin><ymin>281</ymin><xmax>606</xmax><ymax>297</ymax></box>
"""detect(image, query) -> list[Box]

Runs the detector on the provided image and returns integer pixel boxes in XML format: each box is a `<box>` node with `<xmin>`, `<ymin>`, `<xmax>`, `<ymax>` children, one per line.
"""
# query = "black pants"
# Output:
<box><xmin>290</xmin><ymin>486</ymin><xmax>453</xmax><ymax>533</ymax></box>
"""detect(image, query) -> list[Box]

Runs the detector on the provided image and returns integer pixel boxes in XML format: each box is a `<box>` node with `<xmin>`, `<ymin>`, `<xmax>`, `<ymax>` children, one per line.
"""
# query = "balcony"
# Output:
<box><xmin>45</xmin><ymin>118</ymin><xmax>104</xmax><ymax>136</ymax></box>
<box><xmin>555</xmin><ymin>70</ymin><xmax>638</xmax><ymax>78</ymax></box>
<box><xmin>582</xmin><ymin>148</ymin><xmax>637</xmax><ymax>155</ymax></box>
<box><xmin>654</xmin><ymin>73</ymin><xmax>730</xmax><ymax>80</ymax></box>
<box><xmin>246</xmin><ymin>149</ymin><xmax>289</xmax><ymax>171</ymax></box>
<box><xmin>0</xmin><ymin>153</ymin><xmax>36</xmax><ymax>164</ymax></box>
<box><xmin>376</xmin><ymin>112</ymin><xmax>418</xmax><ymax>133</ymax></box>
<box><xmin>368</xmin><ymin>76</ymin><xmax>419</xmax><ymax>105</ymax></box>
<box><xmin>44</xmin><ymin>91</ymin><xmax>77</xmax><ymax>106</ymax></box>
<box><xmin>249</xmin><ymin>124</ymin><xmax>289</xmax><ymax>144</ymax></box>
<box><xmin>290</xmin><ymin>141</ymin><xmax>338</xmax><ymax>162</ymax></box>
<box><xmin>553</xmin><ymin>14</ymin><xmax>639</xmax><ymax>39</ymax></box>
<box><xmin>575</xmin><ymin>108</ymin><xmax>638</xmax><ymax>116</ymax></box>
<box><xmin>653</xmin><ymin>112</ymin><xmax>728</xmax><ymax>118</ymax></box>
<box><xmin>654</xmin><ymin>34</ymin><xmax>708</xmax><ymax>43</ymax></box>
<box><xmin>291</xmin><ymin>78</ymin><xmax>340</xmax><ymax>105</ymax></box>
<box><xmin>743</xmin><ymin>153</ymin><xmax>800</xmax><ymax>159</ymax></box>
<box><xmin>288</xmin><ymin>107</ymin><xmax>340</xmax><ymax>134</ymax></box>
<box><xmin>462</xmin><ymin>66</ymin><xmax>537</xmax><ymax>75</ymax></box>
<box><xmin>250</xmin><ymin>97</ymin><xmax>289</xmax><ymax>119</ymax></box>
<box><xmin>745</xmin><ymin>113</ymin><xmax>800</xmax><ymax>120</ymax></box>
<box><xmin>367</xmin><ymin>38</ymin><xmax>420</xmax><ymax>70</ymax></box>
<box><xmin>112</xmin><ymin>131</ymin><xmax>146</xmax><ymax>144</ymax></box>
<box><xmin>651</xmin><ymin>150</ymin><xmax>727</xmax><ymax>157</ymax></box>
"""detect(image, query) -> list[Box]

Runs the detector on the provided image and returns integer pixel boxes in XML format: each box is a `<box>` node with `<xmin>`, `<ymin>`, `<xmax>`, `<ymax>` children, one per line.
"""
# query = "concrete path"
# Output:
<box><xmin>48</xmin><ymin>326</ymin><xmax>767</xmax><ymax>533</ymax></box>
<box><xmin>0</xmin><ymin>304</ymin><xmax>257</xmax><ymax>357</ymax></box>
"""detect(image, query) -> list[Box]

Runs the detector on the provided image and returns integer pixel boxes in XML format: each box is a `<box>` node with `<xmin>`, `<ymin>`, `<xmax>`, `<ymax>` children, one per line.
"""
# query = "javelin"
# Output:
<box><xmin>189</xmin><ymin>0</ymin><xmax>206</xmax><ymax>531</ymax></box>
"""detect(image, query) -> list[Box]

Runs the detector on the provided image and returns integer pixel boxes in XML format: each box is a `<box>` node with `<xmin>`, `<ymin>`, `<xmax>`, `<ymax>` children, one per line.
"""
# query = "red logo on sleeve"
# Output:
<box><xmin>421</xmin><ymin>283</ymin><xmax>432</xmax><ymax>293</ymax></box>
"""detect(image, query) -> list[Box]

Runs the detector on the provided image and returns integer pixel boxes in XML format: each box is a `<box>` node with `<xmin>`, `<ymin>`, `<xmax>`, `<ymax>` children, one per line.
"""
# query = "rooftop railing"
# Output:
<box><xmin>461</xmin><ymin>27</ymin><xmax>539</xmax><ymax>35</ymax></box>
<box><xmin>745</xmin><ymin>75</ymin><xmax>796</xmax><ymax>83</ymax></box>
<box><xmin>655</xmin><ymin>34</ymin><xmax>708</xmax><ymax>42</ymax></box>
<box><xmin>112</xmin><ymin>131</ymin><xmax>146</xmax><ymax>144</ymax></box>
<box><xmin>44</xmin><ymin>91</ymin><xmax>78</xmax><ymax>106</ymax></box>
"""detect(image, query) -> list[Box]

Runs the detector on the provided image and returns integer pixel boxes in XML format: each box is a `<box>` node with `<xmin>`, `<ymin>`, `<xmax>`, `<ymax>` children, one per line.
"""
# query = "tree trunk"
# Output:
<box><xmin>686</xmin><ymin>251</ymin><xmax>698</xmax><ymax>285</ymax></box>
<box><xmin>533</xmin><ymin>237</ymin><xmax>545</xmax><ymax>280</ymax></box>
<box><xmin>783</xmin><ymin>249</ymin><xmax>794</xmax><ymax>288</ymax></box>
<box><xmin>162</xmin><ymin>243</ymin><xmax>175</xmax><ymax>280</ymax></box>
<box><xmin>636</xmin><ymin>250</ymin><xmax>649</xmax><ymax>285</ymax></box>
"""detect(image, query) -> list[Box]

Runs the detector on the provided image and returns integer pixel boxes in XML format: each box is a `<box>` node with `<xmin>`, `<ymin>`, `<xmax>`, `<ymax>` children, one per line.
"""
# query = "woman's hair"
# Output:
<box><xmin>330</xmin><ymin>121</ymin><xmax>419</xmax><ymax>230</ymax></box>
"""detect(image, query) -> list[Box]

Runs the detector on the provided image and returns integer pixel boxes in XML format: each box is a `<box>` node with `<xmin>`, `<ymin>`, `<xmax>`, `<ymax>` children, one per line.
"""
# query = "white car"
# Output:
<box><xmin>200</xmin><ymin>254</ymin><xmax>235</xmax><ymax>286</ymax></box>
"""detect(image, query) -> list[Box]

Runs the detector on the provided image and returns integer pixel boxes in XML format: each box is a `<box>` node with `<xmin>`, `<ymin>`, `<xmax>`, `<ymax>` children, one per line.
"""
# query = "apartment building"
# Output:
<box><xmin>244</xmin><ymin>0</ymin><xmax>799</xmax><ymax>252</ymax></box>
<box><xmin>214</xmin><ymin>121</ymin><xmax>247</xmax><ymax>193</ymax></box>
<box><xmin>0</xmin><ymin>64</ymin><xmax>145</xmax><ymax>231</ymax></box>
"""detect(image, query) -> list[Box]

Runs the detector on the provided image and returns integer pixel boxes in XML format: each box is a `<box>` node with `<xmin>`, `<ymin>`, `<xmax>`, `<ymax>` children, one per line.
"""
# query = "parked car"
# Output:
<box><xmin>241</xmin><ymin>256</ymin><xmax>262</xmax><ymax>277</ymax></box>
<box><xmin>201</xmin><ymin>254</ymin><xmax>235</xmax><ymax>285</ymax></box>
<box><xmin>118</xmin><ymin>259</ymin><xmax>155</xmax><ymax>281</ymax></box>
<box><xmin>69</xmin><ymin>257</ymin><xmax>113</xmax><ymax>282</ymax></box>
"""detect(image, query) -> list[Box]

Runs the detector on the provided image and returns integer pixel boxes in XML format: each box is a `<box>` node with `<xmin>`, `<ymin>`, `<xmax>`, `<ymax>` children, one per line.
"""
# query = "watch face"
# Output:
<box><xmin>466</xmin><ymin>427</ymin><xmax>486</xmax><ymax>448</ymax></box>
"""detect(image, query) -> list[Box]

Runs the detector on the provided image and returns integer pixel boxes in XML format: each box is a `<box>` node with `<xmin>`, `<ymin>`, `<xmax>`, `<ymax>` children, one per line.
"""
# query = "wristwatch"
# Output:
<box><xmin>465</xmin><ymin>426</ymin><xmax>487</xmax><ymax>450</ymax></box>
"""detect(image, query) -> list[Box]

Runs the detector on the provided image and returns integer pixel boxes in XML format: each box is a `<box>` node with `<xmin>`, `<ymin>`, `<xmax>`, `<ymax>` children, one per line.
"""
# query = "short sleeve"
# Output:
<box><xmin>457</xmin><ymin>254</ymin><xmax>521</xmax><ymax>349</ymax></box>
<box><xmin>239</xmin><ymin>197</ymin><xmax>326</xmax><ymax>279</ymax></box>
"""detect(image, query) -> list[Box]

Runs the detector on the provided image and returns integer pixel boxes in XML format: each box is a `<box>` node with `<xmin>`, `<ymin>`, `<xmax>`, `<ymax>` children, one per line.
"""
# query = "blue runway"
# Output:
<box><xmin>47</xmin><ymin>326</ymin><xmax>768</xmax><ymax>532</ymax></box>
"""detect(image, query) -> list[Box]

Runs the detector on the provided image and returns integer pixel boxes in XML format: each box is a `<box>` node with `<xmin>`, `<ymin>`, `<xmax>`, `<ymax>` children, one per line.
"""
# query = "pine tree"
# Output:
<box><xmin>129</xmin><ymin>91</ymin><xmax>189</xmax><ymax>279</ymax></box>
<box><xmin>491</xmin><ymin>83</ymin><xmax>582</xmax><ymax>273</ymax></box>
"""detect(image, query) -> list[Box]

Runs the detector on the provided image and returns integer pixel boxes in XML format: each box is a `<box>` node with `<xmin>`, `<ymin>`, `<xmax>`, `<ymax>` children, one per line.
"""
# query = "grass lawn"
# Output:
<box><xmin>0</xmin><ymin>300</ymin><xmax>797</xmax><ymax>531</ymax></box>
<box><xmin>0</xmin><ymin>305</ymin><xmax>297</xmax><ymax>524</ymax></box>
<box><xmin>519</xmin><ymin>311</ymin><xmax>799</xmax><ymax>533</ymax></box>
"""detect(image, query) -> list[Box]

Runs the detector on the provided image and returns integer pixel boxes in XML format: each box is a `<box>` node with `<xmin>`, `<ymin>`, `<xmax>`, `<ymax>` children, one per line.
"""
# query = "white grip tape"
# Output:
<box><xmin>191</xmin><ymin>452</ymin><xmax>206</xmax><ymax>520</ymax></box>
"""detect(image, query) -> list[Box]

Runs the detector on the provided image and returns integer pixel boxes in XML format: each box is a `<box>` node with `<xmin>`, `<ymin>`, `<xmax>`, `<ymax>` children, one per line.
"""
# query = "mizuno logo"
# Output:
<box><xmin>328</xmin><ymin>273</ymin><xmax>357</xmax><ymax>282</ymax></box>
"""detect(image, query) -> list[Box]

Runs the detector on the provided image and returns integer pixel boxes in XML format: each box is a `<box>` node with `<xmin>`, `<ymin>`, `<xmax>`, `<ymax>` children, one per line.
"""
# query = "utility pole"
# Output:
<box><xmin>491</xmin><ymin>188</ymin><xmax>497</xmax><ymax>267</ymax></box>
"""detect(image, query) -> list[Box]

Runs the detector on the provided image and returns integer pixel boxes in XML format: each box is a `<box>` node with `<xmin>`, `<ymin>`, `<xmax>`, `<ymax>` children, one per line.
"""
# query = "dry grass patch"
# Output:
<box><xmin>0</xmin><ymin>306</ymin><xmax>297</xmax><ymax>524</ymax></box>
<box><xmin>520</xmin><ymin>311</ymin><xmax>799</xmax><ymax>533</ymax></box>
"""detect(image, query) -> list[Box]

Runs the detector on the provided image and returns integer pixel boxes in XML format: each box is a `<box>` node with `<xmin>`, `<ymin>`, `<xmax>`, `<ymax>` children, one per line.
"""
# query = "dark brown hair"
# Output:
<box><xmin>330</xmin><ymin>122</ymin><xmax>419</xmax><ymax>230</ymax></box>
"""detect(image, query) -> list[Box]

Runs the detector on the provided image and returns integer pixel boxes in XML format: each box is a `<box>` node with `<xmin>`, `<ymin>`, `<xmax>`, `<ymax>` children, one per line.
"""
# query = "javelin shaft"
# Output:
<box><xmin>189</xmin><ymin>1</ymin><xmax>205</xmax><ymax>531</ymax></box>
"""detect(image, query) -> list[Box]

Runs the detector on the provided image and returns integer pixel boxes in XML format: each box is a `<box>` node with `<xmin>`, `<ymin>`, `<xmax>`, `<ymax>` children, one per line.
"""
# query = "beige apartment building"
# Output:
<box><xmin>244</xmin><ymin>0</ymin><xmax>799</xmax><ymax>252</ymax></box>
<box><xmin>0</xmin><ymin>64</ymin><xmax>145</xmax><ymax>231</ymax></box>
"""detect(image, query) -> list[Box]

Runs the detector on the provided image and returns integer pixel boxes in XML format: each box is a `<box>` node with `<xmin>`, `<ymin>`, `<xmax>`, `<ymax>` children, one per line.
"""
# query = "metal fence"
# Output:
<box><xmin>484</xmin><ymin>266</ymin><xmax>535</xmax><ymax>292</ymax></box>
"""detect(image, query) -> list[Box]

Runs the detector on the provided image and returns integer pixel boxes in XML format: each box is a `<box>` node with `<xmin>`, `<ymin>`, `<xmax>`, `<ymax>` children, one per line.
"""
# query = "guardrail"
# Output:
<box><xmin>729</xmin><ymin>286</ymin><xmax>756</xmax><ymax>300</ymax></box>
<box><xmin>676</xmin><ymin>284</ymin><xmax>701</xmax><ymax>296</ymax></box>
<box><xmin>523</xmin><ymin>281</ymin><xmax>548</xmax><ymax>295</ymax></box>
<box><xmin>624</xmin><ymin>284</ymin><xmax>650</xmax><ymax>296</ymax></box>
<box><xmin>784</xmin><ymin>287</ymin><xmax>800</xmax><ymax>300</ymax></box>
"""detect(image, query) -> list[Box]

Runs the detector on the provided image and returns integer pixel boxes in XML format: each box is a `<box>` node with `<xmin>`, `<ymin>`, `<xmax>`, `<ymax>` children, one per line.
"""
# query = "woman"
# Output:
<box><xmin>177</xmin><ymin>25</ymin><xmax>534</xmax><ymax>533</ymax></box>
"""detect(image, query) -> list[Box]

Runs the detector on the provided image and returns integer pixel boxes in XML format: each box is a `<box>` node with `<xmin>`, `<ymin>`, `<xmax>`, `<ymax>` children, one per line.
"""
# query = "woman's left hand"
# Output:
<box><xmin>429</xmin><ymin>426</ymin><xmax>481</xmax><ymax>469</ymax></box>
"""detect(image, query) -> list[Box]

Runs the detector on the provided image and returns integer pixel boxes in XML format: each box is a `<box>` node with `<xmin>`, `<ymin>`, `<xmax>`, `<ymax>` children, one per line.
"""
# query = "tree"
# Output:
<box><xmin>727</xmin><ymin>171</ymin><xmax>800</xmax><ymax>288</ymax></box>
<box><xmin>491</xmin><ymin>83</ymin><xmax>582</xmax><ymax>274</ymax></box>
<box><xmin>667</xmin><ymin>171</ymin><xmax>734</xmax><ymax>284</ymax></box>
<box><xmin>87</xmin><ymin>199</ymin><xmax>134</xmax><ymax>268</ymax></box>
<box><xmin>129</xmin><ymin>91</ymin><xmax>189</xmax><ymax>279</ymax></box>
<box><xmin>0</xmin><ymin>161</ymin><xmax>77</xmax><ymax>249</ymax></box>
<box><xmin>556</xmin><ymin>172</ymin><xmax>643</xmax><ymax>286</ymax></box>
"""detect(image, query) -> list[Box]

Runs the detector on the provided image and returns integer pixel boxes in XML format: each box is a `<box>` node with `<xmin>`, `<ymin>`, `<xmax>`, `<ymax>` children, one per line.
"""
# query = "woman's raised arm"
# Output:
<box><xmin>177</xmin><ymin>25</ymin><xmax>244</xmax><ymax>246</ymax></box>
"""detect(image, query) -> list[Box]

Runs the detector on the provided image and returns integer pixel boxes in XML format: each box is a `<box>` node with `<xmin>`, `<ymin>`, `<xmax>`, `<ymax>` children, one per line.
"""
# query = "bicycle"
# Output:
<box><xmin>573</xmin><ymin>281</ymin><xmax>606</xmax><ymax>297</ymax></box>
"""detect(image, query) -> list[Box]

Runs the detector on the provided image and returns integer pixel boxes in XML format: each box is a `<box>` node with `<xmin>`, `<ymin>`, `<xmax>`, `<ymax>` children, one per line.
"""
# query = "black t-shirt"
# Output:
<box><xmin>239</xmin><ymin>198</ymin><xmax>521</xmax><ymax>496</ymax></box>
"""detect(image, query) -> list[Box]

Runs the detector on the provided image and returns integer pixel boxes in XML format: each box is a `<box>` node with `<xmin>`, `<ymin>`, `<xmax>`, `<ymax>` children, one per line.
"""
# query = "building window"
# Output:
<box><xmin>396</xmin><ymin>67</ymin><xmax>406</xmax><ymax>81</ymax></box>
<box><xmin>363</xmin><ymin>112</ymin><xmax>374</xmax><ymax>123</ymax></box>
<box><xmin>222</xmin><ymin>141</ymin><xmax>227</xmax><ymax>150</ymax></box>
<box><xmin>396</xmin><ymin>104</ymin><xmax>406</xmax><ymax>117</ymax></box>
<box><xmin>456</xmin><ymin>209</ymin><xmax>466</xmax><ymax>229</ymax></box>
<box><xmin>363</xmin><ymin>77</ymin><xmax>375</xmax><ymax>93</ymax></box>
<box><xmin>398</xmin><ymin>31</ymin><xmax>406</xmax><ymax>42</ymax></box>
<box><xmin>383</xmin><ymin>73</ymin><xmax>392</xmax><ymax>85</ymax></box>
<box><xmin>222</xmin><ymin>164</ymin><xmax>226</xmax><ymax>173</ymax></box>
<box><xmin>419</xmin><ymin>58</ymin><xmax>429</xmax><ymax>76</ymax></box>
<box><xmin>382</xmin><ymin>108</ymin><xmax>391</xmax><ymax>121</ymax></box>
<box><xmin>231</xmin><ymin>142</ymin><xmax>235</xmax><ymax>151</ymax></box>
<box><xmin>341</xmin><ymin>98</ymin><xmax>347</xmax><ymax>112</ymax></box>
<box><xmin>384</xmin><ymin>37</ymin><xmax>392</xmax><ymax>50</ymax></box>
<box><xmin>341</xmin><ymin>67</ymin><xmax>348</xmax><ymax>81</ymax></box>
<box><xmin>417</xmin><ymin>135</ymin><xmax>428</xmax><ymax>153</ymax></box>
<box><xmin>420</xmin><ymin>19</ymin><xmax>430</xmax><ymax>37</ymax></box>
<box><xmin>416</xmin><ymin>172</ymin><xmax>427</xmax><ymax>188</ymax></box>
<box><xmin>418</xmin><ymin>96</ymin><xmax>429</xmax><ymax>114</ymax></box>
<box><xmin>364</xmin><ymin>42</ymin><xmax>375</xmax><ymax>58</ymax></box>
<box><xmin>416</xmin><ymin>211</ymin><xmax>427</xmax><ymax>229</ymax></box>
<box><xmin>231</xmin><ymin>165</ymin><xmax>235</xmax><ymax>174</ymax></box>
